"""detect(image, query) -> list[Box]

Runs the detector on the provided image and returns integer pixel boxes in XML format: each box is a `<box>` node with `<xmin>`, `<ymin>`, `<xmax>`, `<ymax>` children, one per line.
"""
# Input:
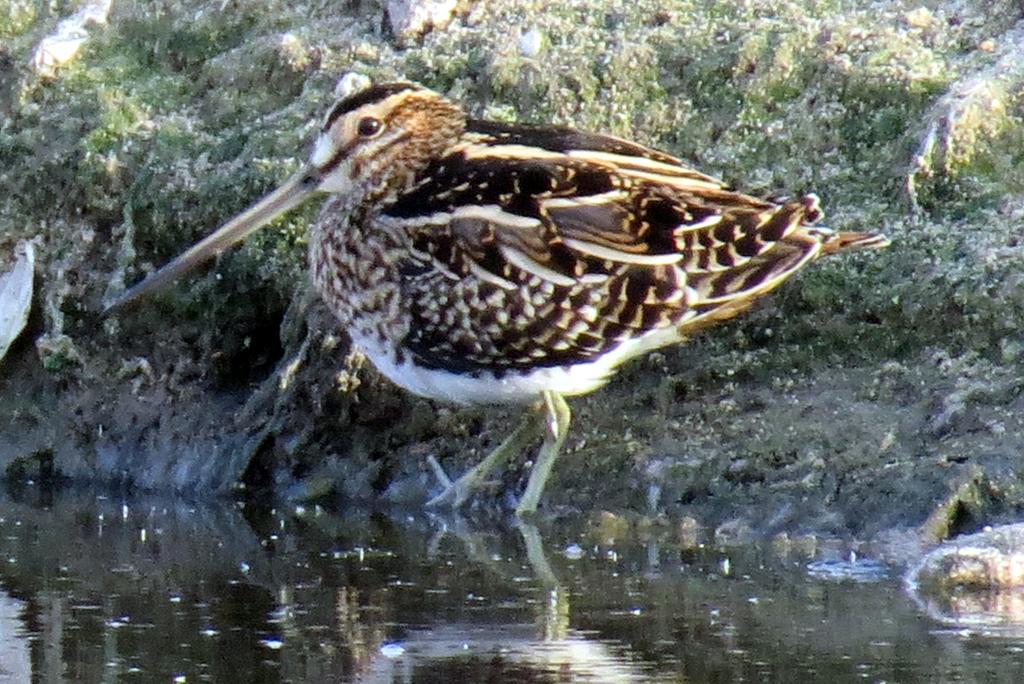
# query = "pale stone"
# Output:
<box><xmin>0</xmin><ymin>241</ymin><xmax>34</xmax><ymax>364</ymax></box>
<box><xmin>31</xmin><ymin>0</ymin><xmax>112</xmax><ymax>76</ymax></box>
<box><xmin>386</xmin><ymin>0</ymin><xmax>458</xmax><ymax>44</ymax></box>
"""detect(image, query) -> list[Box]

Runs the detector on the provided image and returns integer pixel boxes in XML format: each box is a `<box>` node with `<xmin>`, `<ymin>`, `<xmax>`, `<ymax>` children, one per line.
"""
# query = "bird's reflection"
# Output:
<box><xmin>347</xmin><ymin>514</ymin><xmax>646</xmax><ymax>683</ymax></box>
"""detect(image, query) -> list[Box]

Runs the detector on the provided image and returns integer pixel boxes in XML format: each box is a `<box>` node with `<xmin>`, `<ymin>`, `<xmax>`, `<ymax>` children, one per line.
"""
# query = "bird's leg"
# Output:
<box><xmin>426</xmin><ymin>403</ymin><xmax>545</xmax><ymax>510</ymax></box>
<box><xmin>515</xmin><ymin>391</ymin><xmax>571</xmax><ymax>518</ymax></box>
<box><xmin>515</xmin><ymin>520</ymin><xmax>559</xmax><ymax>588</ymax></box>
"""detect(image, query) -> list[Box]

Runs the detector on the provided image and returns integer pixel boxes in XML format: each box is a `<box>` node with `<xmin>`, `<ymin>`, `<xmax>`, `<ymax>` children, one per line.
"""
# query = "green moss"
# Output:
<box><xmin>112</xmin><ymin>8</ymin><xmax>258</xmax><ymax>75</ymax></box>
<box><xmin>920</xmin><ymin>471</ymin><xmax>995</xmax><ymax>542</ymax></box>
<box><xmin>79</xmin><ymin>91</ymin><xmax>146</xmax><ymax>156</ymax></box>
<box><xmin>0</xmin><ymin>0</ymin><xmax>41</xmax><ymax>38</ymax></box>
<box><xmin>36</xmin><ymin>333</ymin><xmax>82</xmax><ymax>373</ymax></box>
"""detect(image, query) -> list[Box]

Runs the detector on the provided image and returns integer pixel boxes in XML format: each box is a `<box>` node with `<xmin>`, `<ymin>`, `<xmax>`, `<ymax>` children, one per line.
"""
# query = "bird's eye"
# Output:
<box><xmin>357</xmin><ymin>117</ymin><xmax>383</xmax><ymax>137</ymax></box>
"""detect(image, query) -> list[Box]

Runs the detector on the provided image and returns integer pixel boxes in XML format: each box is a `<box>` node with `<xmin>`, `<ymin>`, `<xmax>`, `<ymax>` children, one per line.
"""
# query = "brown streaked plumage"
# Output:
<box><xmin>108</xmin><ymin>81</ymin><xmax>889</xmax><ymax>516</ymax></box>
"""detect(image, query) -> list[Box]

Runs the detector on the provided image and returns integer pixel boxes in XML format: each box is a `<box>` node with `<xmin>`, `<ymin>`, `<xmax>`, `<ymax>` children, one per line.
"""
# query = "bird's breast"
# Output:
<box><xmin>309</xmin><ymin>211</ymin><xmax>410</xmax><ymax>349</ymax></box>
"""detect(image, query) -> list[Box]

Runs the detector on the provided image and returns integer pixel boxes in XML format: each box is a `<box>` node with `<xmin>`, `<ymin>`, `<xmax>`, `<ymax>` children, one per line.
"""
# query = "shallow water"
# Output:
<box><xmin>0</xmin><ymin>488</ymin><xmax>1022</xmax><ymax>683</ymax></box>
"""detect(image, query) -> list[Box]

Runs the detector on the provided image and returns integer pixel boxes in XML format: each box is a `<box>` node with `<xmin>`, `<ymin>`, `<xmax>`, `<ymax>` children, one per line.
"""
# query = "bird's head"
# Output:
<box><xmin>107</xmin><ymin>81</ymin><xmax>464</xmax><ymax>311</ymax></box>
<box><xmin>311</xmin><ymin>81</ymin><xmax>465</xmax><ymax>198</ymax></box>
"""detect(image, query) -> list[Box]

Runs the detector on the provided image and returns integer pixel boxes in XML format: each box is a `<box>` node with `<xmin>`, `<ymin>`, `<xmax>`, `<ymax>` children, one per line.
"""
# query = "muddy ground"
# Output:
<box><xmin>2</xmin><ymin>0</ymin><xmax>1024</xmax><ymax>544</ymax></box>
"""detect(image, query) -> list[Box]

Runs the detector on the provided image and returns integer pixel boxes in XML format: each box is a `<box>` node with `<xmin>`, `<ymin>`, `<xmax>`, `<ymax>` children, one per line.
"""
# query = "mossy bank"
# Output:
<box><xmin>2</xmin><ymin>0</ymin><xmax>1024</xmax><ymax>541</ymax></box>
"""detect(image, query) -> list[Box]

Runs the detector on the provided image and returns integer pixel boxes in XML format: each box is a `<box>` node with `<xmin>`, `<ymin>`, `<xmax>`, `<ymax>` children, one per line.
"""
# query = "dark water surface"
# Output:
<box><xmin>0</xmin><ymin>488</ymin><xmax>1022</xmax><ymax>683</ymax></box>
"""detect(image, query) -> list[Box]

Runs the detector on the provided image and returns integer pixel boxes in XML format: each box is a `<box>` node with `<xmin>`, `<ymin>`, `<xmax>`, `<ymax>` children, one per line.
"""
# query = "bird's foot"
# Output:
<box><xmin>425</xmin><ymin>460</ymin><xmax>498</xmax><ymax>510</ymax></box>
<box><xmin>424</xmin><ymin>405</ymin><xmax>547</xmax><ymax>511</ymax></box>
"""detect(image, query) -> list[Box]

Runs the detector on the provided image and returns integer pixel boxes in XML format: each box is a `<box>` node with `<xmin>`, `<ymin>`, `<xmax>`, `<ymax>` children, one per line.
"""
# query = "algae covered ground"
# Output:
<box><xmin>2</xmin><ymin>0</ymin><xmax>1024</xmax><ymax>542</ymax></box>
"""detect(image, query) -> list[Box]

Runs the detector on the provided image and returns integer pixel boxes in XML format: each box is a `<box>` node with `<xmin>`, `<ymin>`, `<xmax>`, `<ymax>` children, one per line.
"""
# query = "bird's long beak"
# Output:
<box><xmin>106</xmin><ymin>166</ymin><xmax>320</xmax><ymax>312</ymax></box>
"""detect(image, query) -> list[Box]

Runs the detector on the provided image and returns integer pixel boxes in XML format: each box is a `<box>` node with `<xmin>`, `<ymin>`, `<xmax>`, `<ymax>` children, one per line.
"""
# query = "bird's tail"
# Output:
<box><xmin>820</xmin><ymin>230</ymin><xmax>891</xmax><ymax>256</ymax></box>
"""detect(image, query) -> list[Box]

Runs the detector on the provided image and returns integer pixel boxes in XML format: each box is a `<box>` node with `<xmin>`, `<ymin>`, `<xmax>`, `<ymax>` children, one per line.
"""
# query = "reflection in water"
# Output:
<box><xmin>906</xmin><ymin>523</ymin><xmax>1024</xmax><ymax>639</ymax></box>
<box><xmin>0</xmin><ymin>487</ymin><xmax>1022</xmax><ymax>682</ymax></box>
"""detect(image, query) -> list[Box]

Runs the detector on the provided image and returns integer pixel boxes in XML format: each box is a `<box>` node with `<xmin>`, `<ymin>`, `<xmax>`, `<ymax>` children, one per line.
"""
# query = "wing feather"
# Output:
<box><xmin>379</xmin><ymin>126</ymin><xmax>866</xmax><ymax>375</ymax></box>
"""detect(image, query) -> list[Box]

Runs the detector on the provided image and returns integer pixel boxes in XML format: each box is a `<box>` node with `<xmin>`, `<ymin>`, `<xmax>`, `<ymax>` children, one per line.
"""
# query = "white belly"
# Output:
<box><xmin>351</xmin><ymin>327</ymin><xmax>679</xmax><ymax>405</ymax></box>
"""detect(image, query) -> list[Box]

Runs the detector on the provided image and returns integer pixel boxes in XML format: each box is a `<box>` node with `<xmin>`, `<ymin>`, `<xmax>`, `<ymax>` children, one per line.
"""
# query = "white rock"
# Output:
<box><xmin>519</xmin><ymin>27</ymin><xmax>543</xmax><ymax>58</ymax></box>
<box><xmin>380</xmin><ymin>642</ymin><xmax>406</xmax><ymax>658</ymax></box>
<box><xmin>336</xmin><ymin>72</ymin><xmax>373</xmax><ymax>99</ymax></box>
<box><xmin>31</xmin><ymin>0</ymin><xmax>113</xmax><ymax>76</ymax></box>
<box><xmin>0</xmin><ymin>242</ymin><xmax>34</xmax><ymax>365</ymax></box>
<box><xmin>386</xmin><ymin>0</ymin><xmax>458</xmax><ymax>43</ymax></box>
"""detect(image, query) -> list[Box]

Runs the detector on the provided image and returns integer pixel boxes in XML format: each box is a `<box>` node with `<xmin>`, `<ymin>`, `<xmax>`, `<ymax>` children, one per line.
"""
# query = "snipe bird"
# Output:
<box><xmin>110</xmin><ymin>81</ymin><xmax>889</xmax><ymax>516</ymax></box>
